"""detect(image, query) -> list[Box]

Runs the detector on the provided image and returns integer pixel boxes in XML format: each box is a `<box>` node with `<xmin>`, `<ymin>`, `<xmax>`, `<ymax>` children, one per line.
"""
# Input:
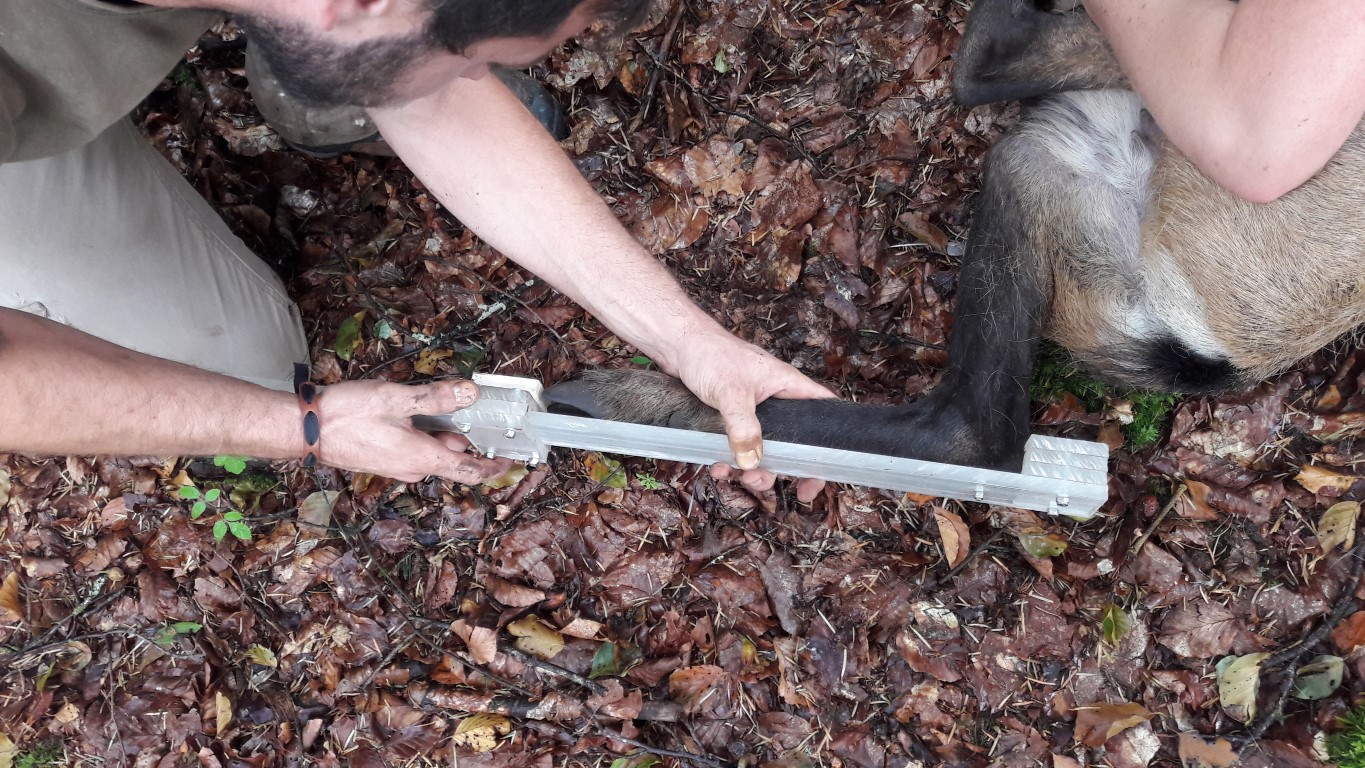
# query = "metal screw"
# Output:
<box><xmin>484</xmin><ymin>449</ymin><xmax>496</xmax><ymax>459</ymax></box>
<box><xmin>529</xmin><ymin>452</ymin><xmax>540</xmax><ymax>466</ymax></box>
<box><xmin>974</xmin><ymin>484</ymin><xmax>985</xmax><ymax>501</ymax></box>
<box><xmin>504</xmin><ymin>428</ymin><xmax>516</xmax><ymax>439</ymax></box>
<box><xmin>1057</xmin><ymin>494</ymin><xmax>1070</xmax><ymax>507</ymax></box>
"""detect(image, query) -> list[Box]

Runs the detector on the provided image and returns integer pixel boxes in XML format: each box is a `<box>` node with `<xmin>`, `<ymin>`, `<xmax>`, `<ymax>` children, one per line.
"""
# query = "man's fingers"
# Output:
<box><xmin>719</xmin><ymin>401</ymin><xmax>764</xmax><ymax>471</ymax></box>
<box><xmin>795</xmin><ymin>478</ymin><xmax>824</xmax><ymax>504</ymax></box>
<box><xmin>773</xmin><ymin>372</ymin><xmax>838</xmax><ymax>401</ymax></box>
<box><xmin>741</xmin><ymin>468</ymin><xmax>777</xmax><ymax>494</ymax></box>
<box><xmin>392</xmin><ymin>380</ymin><xmax>480</xmax><ymax>417</ymax></box>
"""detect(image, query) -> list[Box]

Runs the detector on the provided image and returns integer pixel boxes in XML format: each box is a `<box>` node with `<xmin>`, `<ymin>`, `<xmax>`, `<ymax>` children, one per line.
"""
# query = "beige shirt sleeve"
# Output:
<box><xmin>0</xmin><ymin>73</ymin><xmax>20</xmax><ymax>164</ymax></box>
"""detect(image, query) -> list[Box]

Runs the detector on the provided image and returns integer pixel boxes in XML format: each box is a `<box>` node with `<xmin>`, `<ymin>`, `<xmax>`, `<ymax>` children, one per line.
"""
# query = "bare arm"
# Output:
<box><xmin>369</xmin><ymin>75</ymin><xmax>833</xmax><ymax>476</ymax></box>
<box><xmin>0</xmin><ymin>309</ymin><xmax>506</xmax><ymax>483</ymax></box>
<box><xmin>1085</xmin><ymin>0</ymin><xmax>1365</xmax><ymax>202</ymax></box>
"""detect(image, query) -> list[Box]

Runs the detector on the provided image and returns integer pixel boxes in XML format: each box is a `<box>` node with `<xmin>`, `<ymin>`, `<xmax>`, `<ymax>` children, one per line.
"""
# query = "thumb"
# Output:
<box><xmin>392</xmin><ymin>379</ymin><xmax>480</xmax><ymax>417</ymax></box>
<box><xmin>772</xmin><ymin>371</ymin><xmax>838</xmax><ymax>401</ymax></box>
<box><xmin>717</xmin><ymin>395</ymin><xmax>764</xmax><ymax>470</ymax></box>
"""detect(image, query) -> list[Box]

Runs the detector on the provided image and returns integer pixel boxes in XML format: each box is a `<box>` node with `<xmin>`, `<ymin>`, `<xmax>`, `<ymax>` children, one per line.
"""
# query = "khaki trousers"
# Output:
<box><xmin>0</xmin><ymin>118</ymin><xmax>307</xmax><ymax>391</ymax></box>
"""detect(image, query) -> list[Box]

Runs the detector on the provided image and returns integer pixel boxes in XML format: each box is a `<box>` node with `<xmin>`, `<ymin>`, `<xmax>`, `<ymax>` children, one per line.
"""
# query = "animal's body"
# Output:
<box><xmin>547</xmin><ymin>0</ymin><xmax>1365</xmax><ymax>471</ymax></box>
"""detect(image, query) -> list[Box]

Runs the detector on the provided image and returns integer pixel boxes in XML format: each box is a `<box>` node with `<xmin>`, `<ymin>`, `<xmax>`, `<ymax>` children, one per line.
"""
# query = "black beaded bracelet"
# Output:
<box><xmin>293</xmin><ymin>363</ymin><xmax>322</xmax><ymax>468</ymax></box>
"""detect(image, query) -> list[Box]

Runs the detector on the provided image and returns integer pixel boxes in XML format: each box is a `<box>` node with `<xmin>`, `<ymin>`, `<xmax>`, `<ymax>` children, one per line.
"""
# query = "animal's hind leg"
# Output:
<box><xmin>547</xmin><ymin>129</ymin><xmax>1058</xmax><ymax>472</ymax></box>
<box><xmin>954</xmin><ymin>0</ymin><xmax>1126</xmax><ymax>107</ymax></box>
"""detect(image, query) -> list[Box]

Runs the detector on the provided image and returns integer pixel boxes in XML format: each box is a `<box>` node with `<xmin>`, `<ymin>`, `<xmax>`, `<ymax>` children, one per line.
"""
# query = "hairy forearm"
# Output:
<box><xmin>0</xmin><ymin>309</ymin><xmax>301</xmax><ymax>459</ymax></box>
<box><xmin>369</xmin><ymin>75</ymin><xmax>723</xmax><ymax>374</ymax></box>
<box><xmin>1087</xmin><ymin>0</ymin><xmax>1365</xmax><ymax>201</ymax></box>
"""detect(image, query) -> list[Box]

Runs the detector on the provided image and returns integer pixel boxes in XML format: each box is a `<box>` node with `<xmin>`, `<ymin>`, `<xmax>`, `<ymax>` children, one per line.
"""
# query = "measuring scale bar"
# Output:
<box><xmin>414</xmin><ymin>374</ymin><xmax>1110</xmax><ymax>520</ymax></box>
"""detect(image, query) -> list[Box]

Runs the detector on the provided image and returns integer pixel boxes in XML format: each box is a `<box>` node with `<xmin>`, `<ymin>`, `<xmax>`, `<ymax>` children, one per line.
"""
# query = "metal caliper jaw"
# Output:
<box><xmin>410</xmin><ymin>374</ymin><xmax>551</xmax><ymax>465</ymax></box>
<box><xmin>414</xmin><ymin>375</ymin><xmax>1111</xmax><ymax>519</ymax></box>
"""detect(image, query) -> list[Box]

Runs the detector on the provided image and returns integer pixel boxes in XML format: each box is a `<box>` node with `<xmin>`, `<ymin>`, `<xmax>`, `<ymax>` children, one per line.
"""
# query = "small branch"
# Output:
<box><xmin>1129</xmin><ymin>483</ymin><xmax>1186</xmax><ymax>557</ymax></box>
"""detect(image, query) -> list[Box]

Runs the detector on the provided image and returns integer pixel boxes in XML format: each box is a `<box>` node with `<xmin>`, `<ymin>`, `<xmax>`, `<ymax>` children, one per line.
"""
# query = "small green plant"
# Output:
<box><xmin>1329</xmin><ymin>705</ymin><xmax>1365</xmax><ymax>767</ymax></box>
<box><xmin>179</xmin><ymin>483</ymin><xmax>253</xmax><ymax>542</ymax></box>
<box><xmin>636</xmin><ymin>472</ymin><xmax>662</xmax><ymax>490</ymax></box>
<box><xmin>153</xmin><ymin>621</ymin><xmax>203</xmax><ymax>646</ymax></box>
<box><xmin>14</xmin><ymin>740</ymin><xmax>64</xmax><ymax>768</ymax></box>
<box><xmin>214</xmin><ymin>455</ymin><xmax>249</xmax><ymax>475</ymax></box>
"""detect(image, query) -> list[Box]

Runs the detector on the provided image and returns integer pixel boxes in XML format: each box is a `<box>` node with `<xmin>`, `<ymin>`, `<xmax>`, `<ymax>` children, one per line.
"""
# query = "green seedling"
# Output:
<box><xmin>1330</xmin><ymin>705</ymin><xmax>1365</xmax><ymax>768</ymax></box>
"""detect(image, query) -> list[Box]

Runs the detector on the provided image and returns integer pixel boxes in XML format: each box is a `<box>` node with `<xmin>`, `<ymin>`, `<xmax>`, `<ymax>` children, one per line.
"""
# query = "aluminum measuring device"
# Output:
<box><xmin>414</xmin><ymin>374</ymin><xmax>1110</xmax><ymax>520</ymax></box>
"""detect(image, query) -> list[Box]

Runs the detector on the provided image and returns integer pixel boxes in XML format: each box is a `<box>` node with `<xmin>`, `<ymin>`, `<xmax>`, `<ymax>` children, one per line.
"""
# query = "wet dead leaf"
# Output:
<box><xmin>1176</xmin><ymin>732</ymin><xmax>1239</xmax><ymax>767</ymax></box>
<box><xmin>450</xmin><ymin>619</ymin><xmax>499</xmax><ymax>665</ymax></box>
<box><xmin>297</xmin><ymin>490</ymin><xmax>338</xmax><ymax>539</ymax></box>
<box><xmin>933</xmin><ymin>507</ymin><xmax>970</xmax><ymax>568</ymax></box>
<box><xmin>1296</xmin><ymin>464</ymin><xmax>1357</xmax><ymax>495</ymax></box>
<box><xmin>558</xmin><ymin>617</ymin><xmax>603</xmax><ymax>639</ymax></box>
<box><xmin>482</xmin><ymin>575</ymin><xmax>547</xmax><ymax>608</ymax></box>
<box><xmin>452</xmin><ymin>713</ymin><xmax>511</xmax><ymax>753</ymax></box>
<box><xmin>1216</xmin><ymin>653</ymin><xmax>1269</xmax><ymax>723</ymax></box>
<box><xmin>1331</xmin><ymin>610</ymin><xmax>1365</xmax><ymax>652</ymax></box>
<box><xmin>668</xmin><ymin>665</ymin><xmax>728</xmax><ymax>715</ymax></box>
<box><xmin>1017</xmin><ymin>531</ymin><xmax>1068</xmax><ymax>559</ymax></box>
<box><xmin>507</xmin><ymin>615</ymin><xmax>565</xmax><ymax>660</ymax></box>
<box><xmin>215</xmin><ymin>691</ymin><xmax>233</xmax><ymax>736</ymax></box>
<box><xmin>0</xmin><ymin>572</ymin><xmax>20</xmax><ymax>622</ymax></box>
<box><xmin>1073</xmin><ymin>702</ymin><xmax>1154</xmax><ymax>748</ymax></box>
<box><xmin>1318</xmin><ymin>501</ymin><xmax>1359</xmax><ymax>554</ymax></box>
<box><xmin>1290</xmin><ymin>655</ymin><xmax>1343</xmax><ymax>700</ymax></box>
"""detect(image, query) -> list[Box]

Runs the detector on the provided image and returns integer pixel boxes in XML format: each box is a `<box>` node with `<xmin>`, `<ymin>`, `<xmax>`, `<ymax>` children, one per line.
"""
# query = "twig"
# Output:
<box><xmin>1237</xmin><ymin>532</ymin><xmax>1365</xmax><ymax>744</ymax></box>
<box><xmin>604</xmin><ymin>732</ymin><xmax>732</xmax><ymax>768</ymax></box>
<box><xmin>631</xmin><ymin>1</ymin><xmax>687</xmax><ymax>131</ymax></box>
<box><xmin>502</xmin><ymin>645</ymin><xmax>607</xmax><ymax>695</ymax></box>
<box><xmin>1129</xmin><ymin>483</ymin><xmax>1186</xmax><ymax>557</ymax></box>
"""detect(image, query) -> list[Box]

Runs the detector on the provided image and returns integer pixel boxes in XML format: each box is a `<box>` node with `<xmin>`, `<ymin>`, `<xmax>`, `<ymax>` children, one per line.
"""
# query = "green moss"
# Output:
<box><xmin>16</xmin><ymin>741</ymin><xmax>64</xmax><ymax>768</ymax></box>
<box><xmin>1030</xmin><ymin>341</ymin><xmax>1182</xmax><ymax>452</ymax></box>
<box><xmin>1329</xmin><ymin>705</ymin><xmax>1365</xmax><ymax>768</ymax></box>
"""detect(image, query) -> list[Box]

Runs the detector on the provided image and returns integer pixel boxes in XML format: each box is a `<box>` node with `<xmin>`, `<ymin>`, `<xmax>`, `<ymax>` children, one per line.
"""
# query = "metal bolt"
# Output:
<box><xmin>484</xmin><ymin>449</ymin><xmax>496</xmax><ymax>459</ymax></box>
<box><xmin>456</xmin><ymin>423</ymin><xmax>471</xmax><ymax>434</ymax></box>
<box><xmin>1057</xmin><ymin>494</ymin><xmax>1070</xmax><ymax>507</ymax></box>
<box><xmin>504</xmin><ymin>428</ymin><xmax>516</xmax><ymax>439</ymax></box>
<box><xmin>974</xmin><ymin>484</ymin><xmax>985</xmax><ymax>501</ymax></box>
<box><xmin>529</xmin><ymin>452</ymin><xmax>540</xmax><ymax>467</ymax></box>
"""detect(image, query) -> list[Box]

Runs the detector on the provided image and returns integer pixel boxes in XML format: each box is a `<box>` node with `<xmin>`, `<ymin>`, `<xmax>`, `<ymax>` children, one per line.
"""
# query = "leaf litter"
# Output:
<box><xmin>0</xmin><ymin>2</ymin><xmax>1362</xmax><ymax>766</ymax></box>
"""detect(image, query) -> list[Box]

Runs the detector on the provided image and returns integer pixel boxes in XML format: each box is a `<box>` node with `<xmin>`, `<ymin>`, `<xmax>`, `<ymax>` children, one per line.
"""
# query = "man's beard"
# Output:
<box><xmin>236</xmin><ymin>15</ymin><xmax>434</xmax><ymax>108</ymax></box>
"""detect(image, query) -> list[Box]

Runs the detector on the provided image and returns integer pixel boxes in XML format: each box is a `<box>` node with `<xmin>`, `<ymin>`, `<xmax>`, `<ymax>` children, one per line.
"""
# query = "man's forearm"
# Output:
<box><xmin>0</xmin><ymin>308</ymin><xmax>301</xmax><ymax>459</ymax></box>
<box><xmin>1086</xmin><ymin>0</ymin><xmax>1365</xmax><ymax>201</ymax></box>
<box><xmin>369</xmin><ymin>75</ymin><xmax>722</xmax><ymax>374</ymax></box>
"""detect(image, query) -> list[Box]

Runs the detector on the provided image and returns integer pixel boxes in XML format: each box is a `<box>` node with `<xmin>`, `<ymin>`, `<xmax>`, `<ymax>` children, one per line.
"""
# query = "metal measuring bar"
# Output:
<box><xmin>413</xmin><ymin>374</ymin><xmax>1110</xmax><ymax>520</ymax></box>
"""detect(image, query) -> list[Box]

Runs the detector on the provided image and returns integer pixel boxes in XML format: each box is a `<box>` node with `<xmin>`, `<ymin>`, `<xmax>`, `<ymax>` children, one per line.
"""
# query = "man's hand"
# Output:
<box><xmin>667</xmin><ymin>329</ymin><xmax>835</xmax><ymax>503</ymax></box>
<box><xmin>318</xmin><ymin>379</ymin><xmax>513</xmax><ymax>484</ymax></box>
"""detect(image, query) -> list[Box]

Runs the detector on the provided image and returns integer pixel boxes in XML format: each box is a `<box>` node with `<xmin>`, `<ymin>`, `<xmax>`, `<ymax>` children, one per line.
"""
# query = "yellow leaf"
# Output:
<box><xmin>1296</xmin><ymin>464</ymin><xmax>1358</xmax><ymax>495</ymax></box>
<box><xmin>0</xmin><ymin>733</ymin><xmax>14</xmax><ymax>768</ymax></box>
<box><xmin>1216</xmin><ymin>652</ymin><xmax>1270</xmax><ymax>723</ymax></box>
<box><xmin>215</xmin><ymin>691</ymin><xmax>233</xmax><ymax>736</ymax></box>
<box><xmin>53</xmin><ymin>702</ymin><xmax>80</xmax><ymax>725</ymax></box>
<box><xmin>452</xmin><ymin>713</ymin><xmax>511</xmax><ymax>753</ymax></box>
<box><xmin>1074</xmin><ymin>702</ymin><xmax>1154</xmax><ymax>747</ymax></box>
<box><xmin>1319</xmin><ymin>501</ymin><xmax>1360</xmax><ymax>554</ymax></box>
<box><xmin>0</xmin><ymin>572</ymin><xmax>20</xmax><ymax>622</ymax></box>
<box><xmin>584</xmin><ymin>453</ymin><xmax>628</xmax><ymax>489</ymax></box>
<box><xmin>507</xmin><ymin>616</ymin><xmax>565</xmax><ymax>661</ymax></box>
<box><xmin>246</xmin><ymin>644</ymin><xmax>279</xmax><ymax>668</ymax></box>
<box><xmin>482</xmin><ymin>465</ymin><xmax>529</xmax><ymax>490</ymax></box>
<box><xmin>414</xmin><ymin>347</ymin><xmax>453</xmax><ymax>375</ymax></box>
<box><xmin>933</xmin><ymin>507</ymin><xmax>971</xmax><ymax>568</ymax></box>
<box><xmin>558</xmin><ymin>617</ymin><xmax>603</xmax><ymax>640</ymax></box>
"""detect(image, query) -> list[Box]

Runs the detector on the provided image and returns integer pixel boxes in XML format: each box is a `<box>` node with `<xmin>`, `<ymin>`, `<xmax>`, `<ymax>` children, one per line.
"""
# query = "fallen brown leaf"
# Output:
<box><xmin>1073</xmin><ymin>702</ymin><xmax>1154</xmax><ymax>748</ymax></box>
<box><xmin>1176</xmin><ymin>732</ymin><xmax>1239</xmax><ymax>767</ymax></box>
<box><xmin>933</xmin><ymin>507</ymin><xmax>971</xmax><ymax>568</ymax></box>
